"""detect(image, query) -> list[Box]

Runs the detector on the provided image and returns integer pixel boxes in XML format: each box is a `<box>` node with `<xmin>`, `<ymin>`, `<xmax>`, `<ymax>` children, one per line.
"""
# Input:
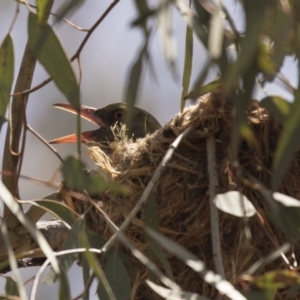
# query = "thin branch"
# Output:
<box><xmin>102</xmin><ymin>126</ymin><xmax>194</xmax><ymax>252</ymax></box>
<box><xmin>30</xmin><ymin>247</ymin><xmax>102</xmax><ymax>300</ymax></box>
<box><xmin>8</xmin><ymin>2</ymin><xmax>20</xmax><ymax>33</ymax></box>
<box><xmin>206</xmin><ymin>135</ymin><xmax>225</xmax><ymax>278</ymax></box>
<box><xmin>12</xmin><ymin>0</ymin><xmax>120</xmax><ymax>97</ymax></box>
<box><xmin>27</xmin><ymin>124</ymin><xmax>64</xmax><ymax>163</ymax></box>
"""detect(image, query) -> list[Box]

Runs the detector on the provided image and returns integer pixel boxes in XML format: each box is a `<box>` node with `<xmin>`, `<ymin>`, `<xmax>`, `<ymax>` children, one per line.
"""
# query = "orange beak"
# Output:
<box><xmin>49</xmin><ymin>104</ymin><xmax>105</xmax><ymax>144</ymax></box>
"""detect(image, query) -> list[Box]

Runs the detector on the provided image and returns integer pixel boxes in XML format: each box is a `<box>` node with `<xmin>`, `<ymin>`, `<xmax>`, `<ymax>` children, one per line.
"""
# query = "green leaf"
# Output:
<box><xmin>272</xmin><ymin>88</ymin><xmax>300</xmax><ymax>189</ymax></box>
<box><xmin>124</xmin><ymin>43</ymin><xmax>146</xmax><ymax>129</ymax></box>
<box><xmin>61</xmin><ymin>156</ymin><xmax>129</xmax><ymax>195</ymax></box>
<box><xmin>225</xmin><ymin>0</ymin><xmax>269</xmax><ymax>90</ymax></box>
<box><xmin>36</xmin><ymin>0</ymin><xmax>54</xmax><ymax>26</ymax></box>
<box><xmin>0</xmin><ymin>34</ymin><xmax>14</xmax><ymax>131</ymax></box>
<box><xmin>214</xmin><ymin>191</ymin><xmax>256</xmax><ymax>217</ymax></box>
<box><xmin>260</xmin><ymin>96</ymin><xmax>290</xmax><ymax>123</ymax></box>
<box><xmin>5</xmin><ymin>276</ymin><xmax>19</xmax><ymax>297</ymax></box>
<box><xmin>27</xmin><ymin>12</ymin><xmax>80</xmax><ymax>108</ymax></box>
<box><xmin>26</xmin><ymin>200</ymin><xmax>79</xmax><ymax>226</ymax></box>
<box><xmin>59</xmin><ymin>272</ymin><xmax>71</xmax><ymax>300</ymax></box>
<box><xmin>144</xmin><ymin>192</ymin><xmax>173</xmax><ymax>281</ymax></box>
<box><xmin>174</xmin><ymin>0</ymin><xmax>207</xmax><ymax>45</ymax></box>
<box><xmin>181</xmin><ymin>25</ymin><xmax>193</xmax><ymax>111</ymax></box>
<box><xmin>98</xmin><ymin>251</ymin><xmax>131</xmax><ymax>300</ymax></box>
<box><xmin>146</xmin><ymin>228</ymin><xmax>247</xmax><ymax>300</ymax></box>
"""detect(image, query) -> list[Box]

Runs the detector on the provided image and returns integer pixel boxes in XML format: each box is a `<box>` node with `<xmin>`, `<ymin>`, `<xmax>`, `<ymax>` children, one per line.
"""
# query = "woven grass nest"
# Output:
<box><xmin>65</xmin><ymin>89</ymin><xmax>300</xmax><ymax>299</ymax></box>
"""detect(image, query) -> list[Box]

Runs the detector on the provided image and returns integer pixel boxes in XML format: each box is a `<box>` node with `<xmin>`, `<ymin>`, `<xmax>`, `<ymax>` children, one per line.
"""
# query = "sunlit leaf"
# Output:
<box><xmin>28</xmin><ymin>12</ymin><xmax>80</xmax><ymax>108</ymax></box>
<box><xmin>272</xmin><ymin>88</ymin><xmax>300</xmax><ymax>189</ymax></box>
<box><xmin>214</xmin><ymin>191</ymin><xmax>256</xmax><ymax>217</ymax></box>
<box><xmin>158</xmin><ymin>0</ymin><xmax>177</xmax><ymax>75</ymax></box>
<box><xmin>174</xmin><ymin>0</ymin><xmax>207</xmax><ymax>44</ymax></box>
<box><xmin>36</xmin><ymin>0</ymin><xmax>54</xmax><ymax>26</ymax></box>
<box><xmin>208</xmin><ymin>7</ymin><xmax>224</xmax><ymax>59</ymax></box>
<box><xmin>0</xmin><ymin>34</ymin><xmax>14</xmax><ymax>131</ymax></box>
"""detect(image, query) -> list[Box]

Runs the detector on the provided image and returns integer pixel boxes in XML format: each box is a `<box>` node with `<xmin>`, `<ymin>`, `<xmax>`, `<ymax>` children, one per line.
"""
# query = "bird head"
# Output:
<box><xmin>49</xmin><ymin>103</ymin><xmax>161</xmax><ymax>145</ymax></box>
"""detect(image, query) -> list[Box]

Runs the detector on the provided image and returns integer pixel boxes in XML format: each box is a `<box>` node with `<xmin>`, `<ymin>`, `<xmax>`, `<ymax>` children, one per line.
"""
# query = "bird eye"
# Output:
<box><xmin>114</xmin><ymin>110</ymin><xmax>123</xmax><ymax>121</ymax></box>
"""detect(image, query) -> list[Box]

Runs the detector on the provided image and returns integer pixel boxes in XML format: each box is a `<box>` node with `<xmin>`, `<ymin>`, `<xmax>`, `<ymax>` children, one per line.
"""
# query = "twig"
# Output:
<box><xmin>27</xmin><ymin>124</ymin><xmax>64</xmax><ymax>163</ymax></box>
<box><xmin>73</xmin><ymin>274</ymin><xmax>96</xmax><ymax>300</ymax></box>
<box><xmin>12</xmin><ymin>0</ymin><xmax>120</xmax><ymax>97</ymax></box>
<box><xmin>102</xmin><ymin>126</ymin><xmax>194</xmax><ymax>252</ymax></box>
<box><xmin>8</xmin><ymin>2</ymin><xmax>20</xmax><ymax>33</ymax></box>
<box><xmin>206</xmin><ymin>134</ymin><xmax>225</xmax><ymax>278</ymax></box>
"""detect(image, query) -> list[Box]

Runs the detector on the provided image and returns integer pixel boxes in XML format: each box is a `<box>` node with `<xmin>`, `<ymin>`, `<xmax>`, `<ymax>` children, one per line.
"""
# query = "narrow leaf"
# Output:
<box><xmin>225</xmin><ymin>0</ymin><xmax>268</xmax><ymax>89</ymax></box>
<box><xmin>24</xmin><ymin>199</ymin><xmax>79</xmax><ymax>226</ymax></box>
<box><xmin>214</xmin><ymin>191</ymin><xmax>256</xmax><ymax>217</ymax></box>
<box><xmin>99</xmin><ymin>252</ymin><xmax>131</xmax><ymax>300</ymax></box>
<box><xmin>28</xmin><ymin>12</ymin><xmax>80</xmax><ymax>108</ymax></box>
<box><xmin>36</xmin><ymin>0</ymin><xmax>54</xmax><ymax>26</ymax></box>
<box><xmin>181</xmin><ymin>25</ymin><xmax>193</xmax><ymax>111</ymax></box>
<box><xmin>260</xmin><ymin>96</ymin><xmax>290</xmax><ymax>123</ymax></box>
<box><xmin>273</xmin><ymin>88</ymin><xmax>300</xmax><ymax>189</ymax></box>
<box><xmin>59</xmin><ymin>272</ymin><xmax>71</xmax><ymax>300</ymax></box>
<box><xmin>0</xmin><ymin>34</ymin><xmax>14</xmax><ymax>131</ymax></box>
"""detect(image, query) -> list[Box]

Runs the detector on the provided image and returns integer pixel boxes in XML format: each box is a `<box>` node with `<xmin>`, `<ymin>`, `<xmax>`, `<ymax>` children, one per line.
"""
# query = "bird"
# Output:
<box><xmin>49</xmin><ymin>103</ymin><xmax>161</xmax><ymax>146</ymax></box>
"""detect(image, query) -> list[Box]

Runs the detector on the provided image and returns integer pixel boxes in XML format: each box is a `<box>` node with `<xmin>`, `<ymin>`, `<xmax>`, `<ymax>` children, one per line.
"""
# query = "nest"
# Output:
<box><xmin>65</xmin><ymin>89</ymin><xmax>300</xmax><ymax>299</ymax></box>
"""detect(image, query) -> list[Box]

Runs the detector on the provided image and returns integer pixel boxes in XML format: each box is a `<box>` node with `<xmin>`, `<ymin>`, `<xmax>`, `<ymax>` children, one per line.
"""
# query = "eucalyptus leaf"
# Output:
<box><xmin>28</xmin><ymin>12</ymin><xmax>80</xmax><ymax>108</ymax></box>
<box><xmin>36</xmin><ymin>0</ymin><xmax>54</xmax><ymax>26</ymax></box>
<box><xmin>0</xmin><ymin>34</ymin><xmax>14</xmax><ymax>131</ymax></box>
<box><xmin>260</xmin><ymin>96</ymin><xmax>290</xmax><ymax>123</ymax></box>
<box><xmin>273</xmin><ymin>88</ymin><xmax>300</xmax><ymax>189</ymax></box>
<box><xmin>5</xmin><ymin>277</ymin><xmax>19</xmax><ymax>297</ymax></box>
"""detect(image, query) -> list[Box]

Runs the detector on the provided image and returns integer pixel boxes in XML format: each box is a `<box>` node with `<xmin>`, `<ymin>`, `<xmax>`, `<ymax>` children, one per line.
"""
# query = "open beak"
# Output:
<box><xmin>49</xmin><ymin>104</ymin><xmax>104</xmax><ymax>144</ymax></box>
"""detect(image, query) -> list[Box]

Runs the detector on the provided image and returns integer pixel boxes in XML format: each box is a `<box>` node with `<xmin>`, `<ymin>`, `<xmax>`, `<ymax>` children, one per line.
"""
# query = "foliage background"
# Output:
<box><xmin>0</xmin><ymin>0</ymin><xmax>298</xmax><ymax>298</ymax></box>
